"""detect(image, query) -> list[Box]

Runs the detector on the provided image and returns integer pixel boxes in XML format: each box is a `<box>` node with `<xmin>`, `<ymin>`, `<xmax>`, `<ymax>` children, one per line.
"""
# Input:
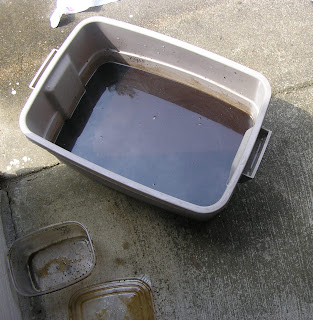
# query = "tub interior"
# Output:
<box><xmin>55</xmin><ymin>62</ymin><xmax>253</xmax><ymax>206</ymax></box>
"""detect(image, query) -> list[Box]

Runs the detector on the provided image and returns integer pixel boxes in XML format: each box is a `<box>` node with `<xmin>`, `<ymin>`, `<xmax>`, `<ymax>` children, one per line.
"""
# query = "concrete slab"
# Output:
<box><xmin>134</xmin><ymin>0</ymin><xmax>313</xmax><ymax>95</ymax></box>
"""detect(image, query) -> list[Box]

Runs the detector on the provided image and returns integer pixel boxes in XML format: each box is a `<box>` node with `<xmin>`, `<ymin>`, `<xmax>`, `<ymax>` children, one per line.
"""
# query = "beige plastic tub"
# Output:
<box><xmin>20</xmin><ymin>17</ymin><xmax>271</xmax><ymax>220</ymax></box>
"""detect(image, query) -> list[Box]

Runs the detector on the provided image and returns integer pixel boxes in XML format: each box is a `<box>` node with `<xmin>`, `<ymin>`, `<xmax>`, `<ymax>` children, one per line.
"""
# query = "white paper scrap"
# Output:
<box><xmin>50</xmin><ymin>0</ymin><xmax>119</xmax><ymax>28</ymax></box>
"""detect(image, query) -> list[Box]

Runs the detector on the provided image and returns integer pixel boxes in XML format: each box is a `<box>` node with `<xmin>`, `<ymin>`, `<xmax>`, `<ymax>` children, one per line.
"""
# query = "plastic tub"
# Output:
<box><xmin>19</xmin><ymin>17</ymin><xmax>271</xmax><ymax>219</ymax></box>
<box><xmin>7</xmin><ymin>221</ymin><xmax>95</xmax><ymax>296</ymax></box>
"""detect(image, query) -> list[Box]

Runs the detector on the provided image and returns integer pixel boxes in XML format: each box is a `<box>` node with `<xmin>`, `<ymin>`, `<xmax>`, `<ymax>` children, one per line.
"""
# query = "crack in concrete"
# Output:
<box><xmin>273</xmin><ymin>80</ymin><xmax>313</xmax><ymax>95</ymax></box>
<box><xmin>5</xmin><ymin>190</ymin><xmax>18</xmax><ymax>241</ymax></box>
<box><xmin>0</xmin><ymin>190</ymin><xmax>18</xmax><ymax>246</ymax></box>
<box><xmin>1</xmin><ymin>162</ymin><xmax>61</xmax><ymax>184</ymax></box>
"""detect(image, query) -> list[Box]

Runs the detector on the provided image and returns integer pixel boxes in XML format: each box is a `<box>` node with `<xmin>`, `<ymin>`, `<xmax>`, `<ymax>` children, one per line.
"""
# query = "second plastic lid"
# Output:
<box><xmin>68</xmin><ymin>278</ymin><xmax>155</xmax><ymax>320</ymax></box>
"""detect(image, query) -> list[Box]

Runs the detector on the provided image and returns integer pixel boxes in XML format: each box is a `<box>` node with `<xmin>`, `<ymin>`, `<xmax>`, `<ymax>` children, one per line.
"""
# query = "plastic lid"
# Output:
<box><xmin>68</xmin><ymin>278</ymin><xmax>155</xmax><ymax>320</ymax></box>
<box><xmin>7</xmin><ymin>221</ymin><xmax>95</xmax><ymax>296</ymax></box>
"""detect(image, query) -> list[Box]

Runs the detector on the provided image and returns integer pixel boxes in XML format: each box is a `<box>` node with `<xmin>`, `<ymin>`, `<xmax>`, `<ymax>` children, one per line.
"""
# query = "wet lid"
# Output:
<box><xmin>68</xmin><ymin>278</ymin><xmax>155</xmax><ymax>320</ymax></box>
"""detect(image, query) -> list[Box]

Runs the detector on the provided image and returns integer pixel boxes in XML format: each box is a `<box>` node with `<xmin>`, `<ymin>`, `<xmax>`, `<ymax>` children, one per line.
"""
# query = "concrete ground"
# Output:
<box><xmin>1</xmin><ymin>0</ymin><xmax>313</xmax><ymax>319</ymax></box>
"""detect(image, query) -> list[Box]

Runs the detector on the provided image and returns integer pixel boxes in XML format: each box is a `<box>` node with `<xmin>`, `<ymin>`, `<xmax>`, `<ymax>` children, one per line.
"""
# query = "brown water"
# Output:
<box><xmin>55</xmin><ymin>62</ymin><xmax>253</xmax><ymax>206</ymax></box>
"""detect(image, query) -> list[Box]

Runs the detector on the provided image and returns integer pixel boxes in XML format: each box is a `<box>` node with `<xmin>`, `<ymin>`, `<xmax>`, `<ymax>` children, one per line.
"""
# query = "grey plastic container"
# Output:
<box><xmin>7</xmin><ymin>221</ymin><xmax>95</xmax><ymax>296</ymax></box>
<box><xmin>19</xmin><ymin>17</ymin><xmax>271</xmax><ymax>220</ymax></box>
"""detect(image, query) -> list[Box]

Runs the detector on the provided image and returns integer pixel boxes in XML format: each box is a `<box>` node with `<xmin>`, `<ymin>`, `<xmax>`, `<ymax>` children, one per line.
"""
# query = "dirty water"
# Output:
<box><xmin>56</xmin><ymin>62</ymin><xmax>253</xmax><ymax>206</ymax></box>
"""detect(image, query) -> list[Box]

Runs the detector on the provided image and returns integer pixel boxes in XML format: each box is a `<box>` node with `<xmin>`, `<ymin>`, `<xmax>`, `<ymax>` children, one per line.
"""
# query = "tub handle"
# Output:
<box><xmin>241</xmin><ymin>127</ymin><xmax>272</xmax><ymax>179</ymax></box>
<box><xmin>29</xmin><ymin>49</ymin><xmax>58</xmax><ymax>90</ymax></box>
